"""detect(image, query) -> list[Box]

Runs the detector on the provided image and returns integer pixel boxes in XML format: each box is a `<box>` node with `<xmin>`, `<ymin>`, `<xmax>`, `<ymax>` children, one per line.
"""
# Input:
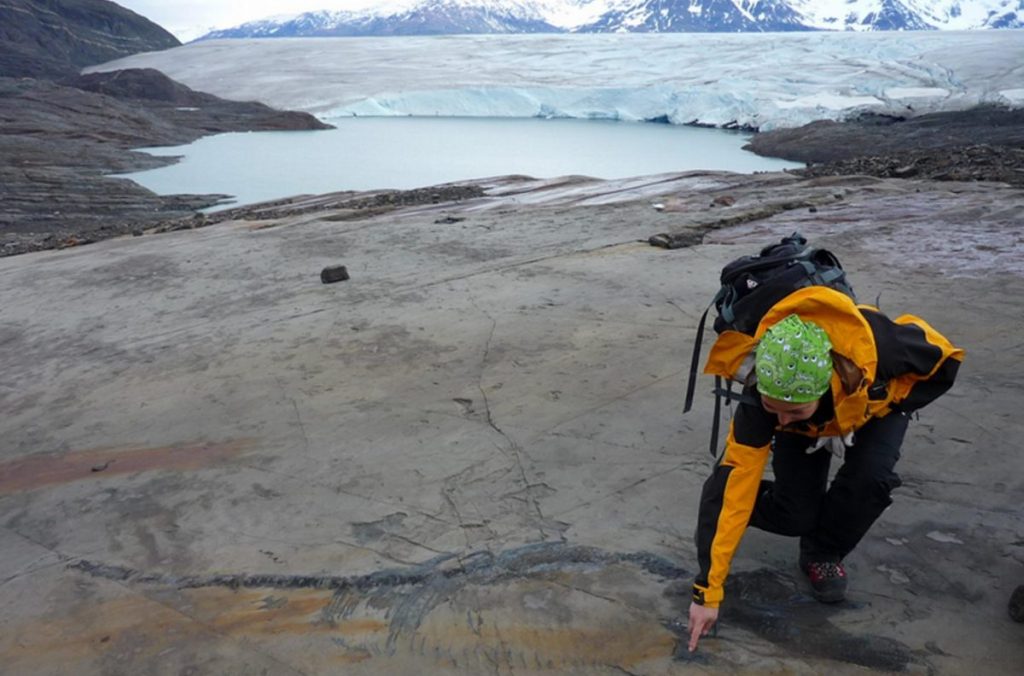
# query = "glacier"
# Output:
<box><xmin>89</xmin><ymin>30</ymin><xmax>1024</xmax><ymax>131</ymax></box>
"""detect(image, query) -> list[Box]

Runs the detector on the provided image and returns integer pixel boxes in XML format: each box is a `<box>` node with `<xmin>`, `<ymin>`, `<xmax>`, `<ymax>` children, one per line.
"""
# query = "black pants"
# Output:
<box><xmin>748</xmin><ymin>411</ymin><xmax>909</xmax><ymax>562</ymax></box>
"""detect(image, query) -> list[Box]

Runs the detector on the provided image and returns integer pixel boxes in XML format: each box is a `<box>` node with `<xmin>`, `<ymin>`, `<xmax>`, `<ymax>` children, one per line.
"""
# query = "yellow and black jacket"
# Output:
<box><xmin>692</xmin><ymin>286</ymin><xmax>964</xmax><ymax>608</ymax></box>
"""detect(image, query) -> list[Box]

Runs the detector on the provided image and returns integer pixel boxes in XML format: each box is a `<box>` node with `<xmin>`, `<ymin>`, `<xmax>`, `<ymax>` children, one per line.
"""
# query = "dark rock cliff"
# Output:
<box><xmin>0</xmin><ymin>0</ymin><xmax>179</xmax><ymax>78</ymax></box>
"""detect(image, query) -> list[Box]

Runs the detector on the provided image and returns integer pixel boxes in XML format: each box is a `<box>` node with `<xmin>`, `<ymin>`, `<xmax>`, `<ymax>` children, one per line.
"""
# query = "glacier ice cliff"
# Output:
<box><xmin>90</xmin><ymin>31</ymin><xmax>1024</xmax><ymax>131</ymax></box>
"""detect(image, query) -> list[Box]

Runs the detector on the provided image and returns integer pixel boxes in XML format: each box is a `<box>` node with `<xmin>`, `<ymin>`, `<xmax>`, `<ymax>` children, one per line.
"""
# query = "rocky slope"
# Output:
<box><xmin>0</xmin><ymin>69</ymin><xmax>330</xmax><ymax>256</ymax></box>
<box><xmin>0</xmin><ymin>1</ymin><xmax>331</xmax><ymax>256</ymax></box>
<box><xmin>0</xmin><ymin>0</ymin><xmax>179</xmax><ymax>78</ymax></box>
<box><xmin>3</xmin><ymin>165</ymin><xmax>1022</xmax><ymax>676</ymax></box>
<box><xmin>747</xmin><ymin>106</ymin><xmax>1024</xmax><ymax>187</ymax></box>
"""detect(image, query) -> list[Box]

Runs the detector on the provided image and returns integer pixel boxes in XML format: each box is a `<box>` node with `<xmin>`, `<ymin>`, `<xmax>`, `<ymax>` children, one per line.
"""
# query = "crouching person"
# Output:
<box><xmin>688</xmin><ymin>286</ymin><xmax>963</xmax><ymax>652</ymax></box>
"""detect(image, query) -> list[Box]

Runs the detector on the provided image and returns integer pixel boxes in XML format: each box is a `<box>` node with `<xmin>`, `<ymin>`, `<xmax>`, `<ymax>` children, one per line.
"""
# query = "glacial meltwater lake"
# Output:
<box><xmin>119</xmin><ymin>117</ymin><xmax>802</xmax><ymax>210</ymax></box>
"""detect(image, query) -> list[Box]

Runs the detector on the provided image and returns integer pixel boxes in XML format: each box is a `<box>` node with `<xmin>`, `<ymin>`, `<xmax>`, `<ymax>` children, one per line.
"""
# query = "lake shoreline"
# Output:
<box><xmin>0</xmin><ymin>68</ymin><xmax>330</xmax><ymax>257</ymax></box>
<box><xmin>3</xmin><ymin>69</ymin><xmax>1023</xmax><ymax>257</ymax></box>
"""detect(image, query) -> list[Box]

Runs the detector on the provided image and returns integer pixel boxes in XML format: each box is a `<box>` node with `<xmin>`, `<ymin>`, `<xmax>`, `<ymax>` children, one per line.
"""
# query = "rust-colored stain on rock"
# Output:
<box><xmin>187</xmin><ymin>588</ymin><xmax>386</xmax><ymax>637</ymax></box>
<box><xmin>0</xmin><ymin>585</ymin><xmax>674</xmax><ymax>673</ymax></box>
<box><xmin>0</xmin><ymin>589</ymin><xmax>361</xmax><ymax>670</ymax></box>
<box><xmin>0</xmin><ymin>439</ymin><xmax>252</xmax><ymax>495</ymax></box>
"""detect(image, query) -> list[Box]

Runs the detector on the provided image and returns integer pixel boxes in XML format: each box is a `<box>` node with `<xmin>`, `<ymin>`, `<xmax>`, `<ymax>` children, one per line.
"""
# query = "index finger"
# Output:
<box><xmin>688</xmin><ymin>619</ymin><xmax>704</xmax><ymax>652</ymax></box>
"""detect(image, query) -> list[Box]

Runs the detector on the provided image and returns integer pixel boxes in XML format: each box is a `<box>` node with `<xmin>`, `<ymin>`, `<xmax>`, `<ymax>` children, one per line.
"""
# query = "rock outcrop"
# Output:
<box><xmin>746</xmin><ymin>107</ymin><xmax>1024</xmax><ymax>187</ymax></box>
<box><xmin>0</xmin><ymin>0</ymin><xmax>179</xmax><ymax>78</ymax></box>
<box><xmin>0</xmin><ymin>70</ymin><xmax>332</xmax><ymax>256</ymax></box>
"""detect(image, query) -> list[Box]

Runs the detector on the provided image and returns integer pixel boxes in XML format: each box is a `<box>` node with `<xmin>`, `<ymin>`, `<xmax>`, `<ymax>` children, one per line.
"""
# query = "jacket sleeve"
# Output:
<box><xmin>693</xmin><ymin>401</ymin><xmax>773</xmax><ymax>608</ymax></box>
<box><xmin>861</xmin><ymin>309</ymin><xmax>965</xmax><ymax>413</ymax></box>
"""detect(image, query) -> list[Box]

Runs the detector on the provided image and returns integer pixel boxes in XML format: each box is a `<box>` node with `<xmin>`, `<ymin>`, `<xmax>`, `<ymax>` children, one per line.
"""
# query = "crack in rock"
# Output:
<box><xmin>70</xmin><ymin>542</ymin><xmax>687</xmax><ymax>653</ymax></box>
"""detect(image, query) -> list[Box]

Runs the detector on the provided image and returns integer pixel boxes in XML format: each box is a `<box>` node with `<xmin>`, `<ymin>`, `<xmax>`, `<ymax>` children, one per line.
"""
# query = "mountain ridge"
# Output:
<box><xmin>197</xmin><ymin>0</ymin><xmax>1024</xmax><ymax>40</ymax></box>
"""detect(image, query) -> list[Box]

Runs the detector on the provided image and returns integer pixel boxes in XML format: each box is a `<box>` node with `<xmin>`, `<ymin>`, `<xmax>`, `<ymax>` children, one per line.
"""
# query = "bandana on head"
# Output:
<box><xmin>755</xmin><ymin>314</ymin><xmax>833</xmax><ymax>403</ymax></box>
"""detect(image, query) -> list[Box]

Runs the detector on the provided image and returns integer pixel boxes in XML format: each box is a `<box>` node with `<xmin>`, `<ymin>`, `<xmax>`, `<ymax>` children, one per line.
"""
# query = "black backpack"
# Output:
<box><xmin>683</xmin><ymin>232</ymin><xmax>855</xmax><ymax>455</ymax></box>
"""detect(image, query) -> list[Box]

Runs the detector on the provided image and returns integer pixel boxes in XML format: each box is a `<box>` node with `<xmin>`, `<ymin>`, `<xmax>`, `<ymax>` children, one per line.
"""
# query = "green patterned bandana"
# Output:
<box><xmin>755</xmin><ymin>314</ymin><xmax>833</xmax><ymax>403</ymax></box>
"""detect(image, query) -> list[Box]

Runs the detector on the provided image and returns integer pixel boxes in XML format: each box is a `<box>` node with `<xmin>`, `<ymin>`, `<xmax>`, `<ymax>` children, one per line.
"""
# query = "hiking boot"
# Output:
<box><xmin>801</xmin><ymin>560</ymin><xmax>848</xmax><ymax>603</ymax></box>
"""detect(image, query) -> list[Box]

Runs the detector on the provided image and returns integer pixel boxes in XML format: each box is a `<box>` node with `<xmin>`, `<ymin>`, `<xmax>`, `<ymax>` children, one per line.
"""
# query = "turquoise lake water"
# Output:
<box><xmin>118</xmin><ymin>116</ymin><xmax>803</xmax><ymax>210</ymax></box>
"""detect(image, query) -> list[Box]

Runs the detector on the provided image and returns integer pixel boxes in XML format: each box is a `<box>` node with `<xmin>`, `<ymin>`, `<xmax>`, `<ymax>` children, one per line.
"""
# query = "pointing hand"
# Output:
<box><xmin>688</xmin><ymin>601</ymin><xmax>719</xmax><ymax>652</ymax></box>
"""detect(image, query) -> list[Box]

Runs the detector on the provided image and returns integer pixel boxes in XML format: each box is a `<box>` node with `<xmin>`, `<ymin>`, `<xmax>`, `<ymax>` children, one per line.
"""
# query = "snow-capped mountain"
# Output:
<box><xmin>582</xmin><ymin>0</ymin><xmax>1024</xmax><ymax>32</ymax></box>
<box><xmin>201</xmin><ymin>1</ymin><xmax>566</xmax><ymax>39</ymax></box>
<box><xmin>789</xmin><ymin>0</ymin><xmax>1023</xmax><ymax>31</ymax></box>
<box><xmin>195</xmin><ymin>0</ymin><xmax>1024</xmax><ymax>40</ymax></box>
<box><xmin>577</xmin><ymin>0</ymin><xmax>812</xmax><ymax>33</ymax></box>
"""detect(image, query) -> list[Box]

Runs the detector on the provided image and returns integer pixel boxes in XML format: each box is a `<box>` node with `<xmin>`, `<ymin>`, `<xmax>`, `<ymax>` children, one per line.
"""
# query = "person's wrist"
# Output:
<box><xmin>692</xmin><ymin>584</ymin><xmax>722</xmax><ymax>608</ymax></box>
<box><xmin>692</xmin><ymin>584</ymin><xmax>707</xmax><ymax>605</ymax></box>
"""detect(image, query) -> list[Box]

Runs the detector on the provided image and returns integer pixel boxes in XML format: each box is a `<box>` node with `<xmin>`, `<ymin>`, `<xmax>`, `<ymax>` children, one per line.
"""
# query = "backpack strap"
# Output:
<box><xmin>709</xmin><ymin>375</ymin><xmax>722</xmax><ymax>456</ymax></box>
<box><xmin>707</xmin><ymin>378</ymin><xmax>760</xmax><ymax>456</ymax></box>
<box><xmin>683</xmin><ymin>299</ymin><xmax>714</xmax><ymax>414</ymax></box>
<box><xmin>712</xmin><ymin>380</ymin><xmax>759</xmax><ymax>407</ymax></box>
<box><xmin>794</xmin><ymin>260</ymin><xmax>846</xmax><ymax>286</ymax></box>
